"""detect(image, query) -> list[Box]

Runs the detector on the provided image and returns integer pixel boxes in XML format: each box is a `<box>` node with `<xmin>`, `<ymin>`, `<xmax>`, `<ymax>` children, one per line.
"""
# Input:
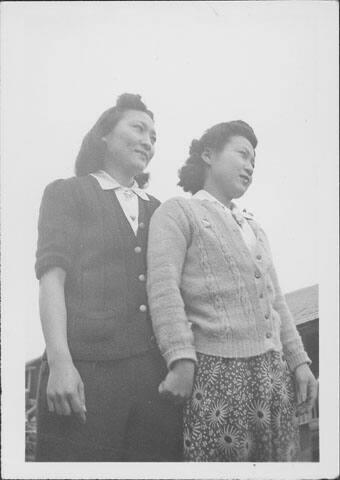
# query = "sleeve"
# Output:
<box><xmin>269</xmin><ymin>265</ymin><xmax>311</xmax><ymax>371</ymax></box>
<box><xmin>35</xmin><ymin>179</ymin><xmax>81</xmax><ymax>280</ymax></box>
<box><xmin>147</xmin><ymin>199</ymin><xmax>197</xmax><ymax>369</ymax></box>
<box><xmin>260</xmin><ymin>227</ymin><xmax>311</xmax><ymax>371</ymax></box>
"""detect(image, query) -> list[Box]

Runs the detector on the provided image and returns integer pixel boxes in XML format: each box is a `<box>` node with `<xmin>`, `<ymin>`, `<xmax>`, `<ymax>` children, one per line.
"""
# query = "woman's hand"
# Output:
<box><xmin>39</xmin><ymin>268</ymin><xmax>86</xmax><ymax>422</ymax></box>
<box><xmin>47</xmin><ymin>358</ymin><xmax>86</xmax><ymax>423</ymax></box>
<box><xmin>294</xmin><ymin>363</ymin><xmax>318</xmax><ymax>416</ymax></box>
<box><xmin>159</xmin><ymin>359</ymin><xmax>195</xmax><ymax>405</ymax></box>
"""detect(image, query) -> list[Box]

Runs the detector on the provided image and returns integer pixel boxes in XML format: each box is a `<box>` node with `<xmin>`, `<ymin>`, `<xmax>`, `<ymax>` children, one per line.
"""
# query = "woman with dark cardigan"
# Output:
<box><xmin>34</xmin><ymin>93</ymin><xmax>182</xmax><ymax>461</ymax></box>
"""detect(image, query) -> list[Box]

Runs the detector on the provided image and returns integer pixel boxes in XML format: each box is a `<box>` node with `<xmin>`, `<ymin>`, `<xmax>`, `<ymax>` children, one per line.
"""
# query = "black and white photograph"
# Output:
<box><xmin>1</xmin><ymin>1</ymin><xmax>338</xmax><ymax>479</ymax></box>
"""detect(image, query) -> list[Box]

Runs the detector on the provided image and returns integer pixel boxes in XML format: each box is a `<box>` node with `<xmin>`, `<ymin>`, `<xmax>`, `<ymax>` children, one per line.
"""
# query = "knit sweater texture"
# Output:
<box><xmin>147</xmin><ymin>196</ymin><xmax>310</xmax><ymax>372</ymax></box>
<box><xmin>36</xmin><ymin>175</ymin><xmax>160</xmax><ymax>361</ymax></box>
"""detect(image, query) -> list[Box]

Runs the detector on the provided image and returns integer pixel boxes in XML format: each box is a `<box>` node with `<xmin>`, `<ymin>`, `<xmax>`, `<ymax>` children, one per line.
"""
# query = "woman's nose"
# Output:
<box><xmin>141</xmin><ymin>137</ymin><xmax>152</xmax><ymax>151</ymax></box>
<box><xmin>244</xmin><ymin>164</ymin><xmax>253</xmax><ymax>176</ymax></box>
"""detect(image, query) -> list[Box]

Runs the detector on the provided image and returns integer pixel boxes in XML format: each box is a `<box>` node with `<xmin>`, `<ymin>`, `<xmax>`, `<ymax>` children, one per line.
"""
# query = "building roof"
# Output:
<box><xmin>26</xmin><ymin>356</ymin><xmax>42</xmax><ymax>368</ymax></box>
<box><xmin>285</xmin><ymin>284</ymin><xmax>318</xmax><ymax>325</ymax></box>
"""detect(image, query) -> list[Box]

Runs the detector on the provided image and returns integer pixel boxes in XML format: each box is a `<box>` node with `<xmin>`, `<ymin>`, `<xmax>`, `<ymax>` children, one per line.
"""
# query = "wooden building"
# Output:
<box><xmin>285</xmin><ymin>284</ymin><xmax>319</xmax><ymax>461</ymax></box>
<box><xmin>286</xmin><ymin>284</ymin><xmax>319</xmax><ymax>378</ymax></box>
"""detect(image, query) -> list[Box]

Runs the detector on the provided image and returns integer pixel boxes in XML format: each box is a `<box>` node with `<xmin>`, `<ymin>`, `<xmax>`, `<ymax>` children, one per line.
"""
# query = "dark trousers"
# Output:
<box><xmin>35</xmin><ymin>350</ymin><xmax>182</xmax><ymax>461</ymax></box>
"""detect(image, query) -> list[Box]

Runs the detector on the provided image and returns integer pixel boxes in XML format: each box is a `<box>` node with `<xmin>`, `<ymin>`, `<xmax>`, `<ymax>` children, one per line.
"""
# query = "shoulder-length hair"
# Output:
<box><xmin>74</xmin><ymin>93</ymin><xmax>154</xmax><ymax>188</ymax></box>
<box><xmin>178</xmin><ymin>120</ymin><xmax>257</xmax><ymax>194</ymax></box>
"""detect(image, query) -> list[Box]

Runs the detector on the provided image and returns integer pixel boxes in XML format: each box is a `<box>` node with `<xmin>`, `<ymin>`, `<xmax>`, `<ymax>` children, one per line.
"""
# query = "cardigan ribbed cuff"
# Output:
<box><xmin>164</xmin><ymin>347</ymin><xmax>197</xmax><ymax>370</ymax></box>
<box><xmin>285</xmin><ymin>349</ymin><xmax>311</xmax><ymax>372</ymax></box>
<box><xmin>35</xmin><ymin>255</ymin><xmax>73</xmax><ymax>280</ymax></box>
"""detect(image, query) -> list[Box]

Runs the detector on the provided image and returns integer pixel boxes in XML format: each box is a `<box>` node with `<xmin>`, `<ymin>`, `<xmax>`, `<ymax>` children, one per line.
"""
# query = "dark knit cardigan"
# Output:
<box><xmin>35</xmin><ymin>175</ymin><xmax>160</xmax><ymax>361</ymax></box>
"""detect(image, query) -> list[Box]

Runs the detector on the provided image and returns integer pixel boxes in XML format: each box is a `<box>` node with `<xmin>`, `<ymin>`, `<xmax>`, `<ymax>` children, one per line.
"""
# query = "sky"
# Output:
<box><xmin>1</xmin><ymin>2</ymin><xmax>338</xmax><ymax>478</ymax></box>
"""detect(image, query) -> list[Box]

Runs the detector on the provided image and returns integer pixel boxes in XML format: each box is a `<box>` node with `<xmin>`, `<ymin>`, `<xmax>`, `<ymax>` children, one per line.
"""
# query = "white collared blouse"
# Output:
<box><xmin>91</xmin><ymin>170</ymin><xmax>149</xmax><ymax>235</ymax></box>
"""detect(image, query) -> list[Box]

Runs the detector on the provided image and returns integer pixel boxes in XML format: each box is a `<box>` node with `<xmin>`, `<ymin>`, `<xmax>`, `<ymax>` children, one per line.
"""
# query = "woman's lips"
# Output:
<box><xmin>239</xmin><ymin>175</ymin><xmax>250</xmax><ymax>184</ymax></box>
<box><xmin>135</xmin><ymin>150</ymin><xmax>148</xmax><ymax>162</ymax></box>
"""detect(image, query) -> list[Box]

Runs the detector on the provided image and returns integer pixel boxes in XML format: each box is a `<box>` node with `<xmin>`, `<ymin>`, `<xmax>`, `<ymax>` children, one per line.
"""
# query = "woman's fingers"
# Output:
<box><xmin>295</xmin><ymin>364</ymin><xmax>318</xmax><ymax>417</ymax></box>
<box><xmin>47</xmin><ymin>391</ymin><xmax>64</xmax><ymax>414</ymax></box>
<box><xmin>159</xmin><ymin>388</ymin><xmax>174</xmax><ymax>401</ymax></box>
<box><xmin>78</xmin><ymin>381</ymin><xmax>86</xmax><ymax>410</ymax></box>
<box><xmin>295</xmin><ymin>370</ymin><xmax>318</xmax><ymax>417</ymax></box>
<box><xmin>54</xmin><ymin>394</ymin><xmax>72</xmax><ymax>416</ymax></box>
<box><xmin>46</xmin><ymin>363</ymin><xmax>87</xmax><ymax>420</ymax></box>
<box><xmin>162</xmin><ymin>389</ymin><xmax>187</xmax><ymax>404</ymax></box>
<box><xmin>296</xmin><ymin>379</ymin><xmax>307</xmax><ymax>405</ymax></box>
<box><xmin>295</xmin><ymin>371</ymin><xmax>308</xmax><ymax>416</ymax></box>
<box><xmin>296</xmin><ymin>402</ymin><xmax>309</xmax><ymax>417</ymax></box>
<box><xmin>69</xmin><ymin>394</ymin><xmax>86</xmax><ymax>423</ymax></box>
<box><xmin>77</xmin><ymin>381</ymin><xmax>87</xmax><ymax>422</ymax></box>
<box><xmin>159</xmin><ymin>380</ymin><xmax>187</xmax><ymax>404</ymax></box>
<box><xmin>295</xmin><ymin>369</ymin><xmax>308</xmax><ymax>404</ymax></box>
<box><xmin>159</xmin><ymin>381</ymin><xmax>172</xmax><ymax>400</ymax></box>
<box><xmin>48</xmin><ymin>390</ymin><xmax>85</xmax><ymax>418</ymax></box>
<box><xmin>306</xmin><ymin>378</ymin><xmax>318</xmax><ymax>408</ymax></box>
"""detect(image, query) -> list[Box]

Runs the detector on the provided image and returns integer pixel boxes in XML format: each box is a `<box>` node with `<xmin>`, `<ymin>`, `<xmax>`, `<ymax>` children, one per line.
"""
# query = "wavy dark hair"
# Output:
<box><xmin>75</xmin><ymin>93</ymin><xmax>154</xmax><ymax>188</ymax></box>
<box><xmin>178</xmin><ymin>120</ymin><xmax>258</xmax><ymax>194</ymax></box>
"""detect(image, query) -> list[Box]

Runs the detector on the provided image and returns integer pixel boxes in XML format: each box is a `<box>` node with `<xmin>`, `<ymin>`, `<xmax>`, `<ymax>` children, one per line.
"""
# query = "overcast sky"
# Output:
<box><xmin>1</xmin><ymin>2</ymin><xmax>339</xmax><ymax>478</ymax></box>
<box><xmin>2</xmin><ymin>2</ymin><xmax>337</xmax><ymax>360</ymax></box>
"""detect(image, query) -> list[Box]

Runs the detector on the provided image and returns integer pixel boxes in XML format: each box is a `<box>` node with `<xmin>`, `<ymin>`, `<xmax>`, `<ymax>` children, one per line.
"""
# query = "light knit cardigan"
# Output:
<box><xmin>147</xmin><ymin>196</ymin><xmax>311</xmax><ymax>372</ymax></box>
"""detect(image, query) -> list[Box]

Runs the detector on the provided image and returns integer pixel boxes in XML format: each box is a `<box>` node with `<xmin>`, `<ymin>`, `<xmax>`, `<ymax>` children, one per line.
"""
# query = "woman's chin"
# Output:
<box><xmin>229</xmin><ymin>188</ymin><xmax>246</xmax><ymax>200</ymax></box>
<box><xmin>235</xmin><ymin>184</ymin><xmax>250</xmax><ymax>198</ymax></box>
<box><xmin>133</xmin><ymin>160</ymin><xmax>148</xmax><ymax>175</ymax></box>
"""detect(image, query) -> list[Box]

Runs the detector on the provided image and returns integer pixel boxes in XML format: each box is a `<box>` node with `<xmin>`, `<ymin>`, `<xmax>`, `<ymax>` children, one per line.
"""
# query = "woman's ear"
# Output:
<box><xmin>201</xmin><ymin>149</ymin><xmax>212</xmax><ymax>166</ymax></box>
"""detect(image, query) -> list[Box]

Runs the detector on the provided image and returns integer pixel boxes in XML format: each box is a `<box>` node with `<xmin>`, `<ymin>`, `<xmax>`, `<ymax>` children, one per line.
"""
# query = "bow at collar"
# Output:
<box><xmin>230</xmin><ymin>203</ymin><xmax>254</xmax><ymax>226</ymax></box>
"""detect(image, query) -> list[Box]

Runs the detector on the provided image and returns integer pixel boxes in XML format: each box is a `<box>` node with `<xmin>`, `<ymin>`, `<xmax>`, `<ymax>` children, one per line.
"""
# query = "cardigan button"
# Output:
<box><xmin>255</xmin><ymin>272</ymin><xmax>261</xmax><ymax>279</ymax></box>
<box><xmin>134</xmin><ymin>246</ymin><xmax>142</xmax><ymax>253</ymax></box>
<box><xmin>265</xmin><ymin>332</ymin><xmax>272</xmax><ymax>339</ymax></box>
<box><xmin>215</xmin><ymin>296</ymin><xmax>223</xmax><ymax>307</ymax></box>
<box><xmin>139</xmin><ymin>222</ymin><xmax>145</xmax><ymax>229</ymax></box>
<box><xmin>256</xmin><ymin>254</ymin><xmax>262</xmax><ymax>260</ymax></box>
<box><xmin>138</xmin><ymin>274</ymin><xmax>146</xmax><ymax>282</ymax></box>
<box><xmin>265</xmin><ymin>313</ymin><xmax>270</xmax><ymax>320</ymax></box>
<box><xmin>139</xmin><ymin>304</ymin><xmax>147</xmax><ymax>312</ymax></box>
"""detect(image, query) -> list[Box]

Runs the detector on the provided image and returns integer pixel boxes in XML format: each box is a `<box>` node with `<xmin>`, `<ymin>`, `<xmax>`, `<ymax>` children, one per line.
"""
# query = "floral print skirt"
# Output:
<box><xmin>183</xmin><ymin>350</ymin><xmax>300</xmax><ymax>462</ymax></box>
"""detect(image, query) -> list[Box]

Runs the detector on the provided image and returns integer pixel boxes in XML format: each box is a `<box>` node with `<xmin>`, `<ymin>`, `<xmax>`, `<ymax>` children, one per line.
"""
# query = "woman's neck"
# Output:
<box><xmin>203</xmin><ymin>181</ymin><xmax>233</xmax><ymax>208</ymax></box>
<box><xmin>103</xmin><ymin>163</ymin><xmax>135</xmax><ymax>187</ymax></box>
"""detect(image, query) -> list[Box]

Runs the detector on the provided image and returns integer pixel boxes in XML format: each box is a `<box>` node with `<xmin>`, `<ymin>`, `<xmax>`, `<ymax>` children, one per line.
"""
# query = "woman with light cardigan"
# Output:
<box><xmin>147</xmin><ymin>120</ymin><xmax>317</xmax><ymax>461</ymax></box>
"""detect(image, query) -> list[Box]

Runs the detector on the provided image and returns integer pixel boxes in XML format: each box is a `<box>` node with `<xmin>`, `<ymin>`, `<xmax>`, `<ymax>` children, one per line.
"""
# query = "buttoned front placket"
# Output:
<box><xmin>200</xmin><ymin>195</ymin><xmax>278</xmax><ymax>348</ymax></box>
<box><xmin>251</xmin><ymin>244</ymin><xmax>275</xmax><ymax>347</ymax></box>
<box><xmin>211</xmin><ymin>203</ymin><xmax>273</xmax><ymax>342</ymax></box>
<box><xmin>135</xmin><ymin>200</ymin><xmax>157</xmax><ymax>348</ymax></box>
<box><xmin>228</xmin><ymin>213</ymin><xmax>274</xmax><ymax>344</ymax></box>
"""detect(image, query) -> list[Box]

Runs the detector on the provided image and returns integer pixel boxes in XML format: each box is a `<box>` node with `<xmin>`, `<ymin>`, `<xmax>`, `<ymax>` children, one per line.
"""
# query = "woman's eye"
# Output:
<box><xmin>134</xmin><ymin>124</ymin><xmax>143</xmax><ymax>132</ymax></box>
